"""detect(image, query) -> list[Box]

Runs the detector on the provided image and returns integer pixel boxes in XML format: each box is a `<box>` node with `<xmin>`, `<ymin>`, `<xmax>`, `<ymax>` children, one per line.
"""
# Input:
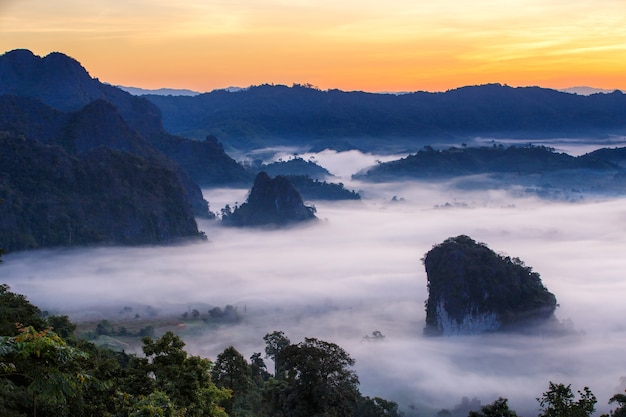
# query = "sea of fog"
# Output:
<box><xmin>2</xmin><ymin>147</ymin><xmax>626</xmax><ymax>416</ymax></box>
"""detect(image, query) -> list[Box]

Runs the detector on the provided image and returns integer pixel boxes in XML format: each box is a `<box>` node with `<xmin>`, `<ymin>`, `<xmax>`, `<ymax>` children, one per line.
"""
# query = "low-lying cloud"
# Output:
<box><xmin>3</xmin><ymin>164</ymin><xmax>626</xmax><ymax>415</ymax></box>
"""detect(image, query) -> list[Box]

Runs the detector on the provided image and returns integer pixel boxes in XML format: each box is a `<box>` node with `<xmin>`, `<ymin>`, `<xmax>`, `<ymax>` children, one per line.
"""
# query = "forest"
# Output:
<box><xmin>1</xmin><ymin>279</ymin><xmax>625</xmax><ymax>417</ymax></box>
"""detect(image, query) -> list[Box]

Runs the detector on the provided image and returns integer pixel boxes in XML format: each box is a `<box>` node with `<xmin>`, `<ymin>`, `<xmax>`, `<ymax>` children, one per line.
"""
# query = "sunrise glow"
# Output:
<box><xmin>1</xmin><ymin>0</ymin><xmax>625</xmax><ymax>92</ymax></box>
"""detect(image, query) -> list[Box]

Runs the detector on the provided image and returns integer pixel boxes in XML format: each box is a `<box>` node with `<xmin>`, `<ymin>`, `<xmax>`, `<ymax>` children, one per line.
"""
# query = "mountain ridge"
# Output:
<box><xmin>144</xmin><ymin>83</ymin><xmax>626</xmax><ymax>153</ymax></box>
<box><xmin>0</xmin><ymin>49</ymin><xmax>251</xmax><ymax>188</ymax></box>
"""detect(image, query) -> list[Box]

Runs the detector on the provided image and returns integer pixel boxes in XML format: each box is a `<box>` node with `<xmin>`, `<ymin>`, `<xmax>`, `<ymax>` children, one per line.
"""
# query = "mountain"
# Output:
<box><xmin>144</xmin><ymin>83</ymin><xmax>626</xmax><ymax>153</ymax></box>
<box><xmin>356</xmin><ymin>144</ymin><xmax>626</xmax><ymax>199</ymax></box>
<box><xmin>0</xmin><ymin>49</ymin><xmax>251</xmax><ymax>188</ymax></box>
<box><xmin>358</xmin><ymin>144</ymin><xmax>618</xmax><ymax>180</ymax></box>
<box><xmin>559</xmin><ymin>86</ymin><xmax>623</xmax><ymax>95</ymax></box>
<box><xmin>0</xmin><ymin>132</ymin><xmax>202</xmax><ymax>252</ymax></box>
<box><xmin>117</xmin><ymin>85</ymin><xmax>201</xmax><ymax>96</ymax></box>
<box><xmin>221</xmin><ymin>172</ymin><xmax>317</xmax><ymax>227</ymax></box>
<box><xmin>423</xmin><ymin>235</ymin><xmax>558</xmax><ymax>335</ymax></box>
<box><xmin>0</xmin><ymin>94</ymin><xmax>210</xmax><ymax>217</ymax></box>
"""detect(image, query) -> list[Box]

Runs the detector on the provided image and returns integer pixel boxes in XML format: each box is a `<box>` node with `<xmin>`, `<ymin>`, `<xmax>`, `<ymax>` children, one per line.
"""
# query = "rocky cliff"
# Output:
<box><xmin>423</xmin><ymin>235</ymin><xmax>557</xmax><ymax>335</ymax></box>
<box><xmin>0</xmin><ymin>133</ymin><xmax>202</xmax><ymax>252</ymax></box>
<box><xmin>221</xmin><ymin>172</ymin><xmax>317</xmax><ymax>227</ymax></box>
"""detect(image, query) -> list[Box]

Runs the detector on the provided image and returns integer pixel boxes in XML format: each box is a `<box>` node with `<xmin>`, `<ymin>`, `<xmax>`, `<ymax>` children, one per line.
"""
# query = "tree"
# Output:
<box><xmin>355</xmin><ymin>396</ymin><xmax>404</xmax><ymax>417</ymax></box>
<box><xmin>0</xmin><ymin>325</ymin><xmax>89</xmax><ymax>417</ymax></box>
<box><xmin>468</xmin><ymin>397</ymin><xmax>517</xmax><ymax>417</ymax></box>
<box><xmin>211</xmin><ymin>346</ymin><xmax>252</xmax><ymax>416</ymax></box>
<box><xmin>0</xmin><ymin>284</ymin><xmax>47</xmax><ymax>336</ymax></box>
<box><xmin>278</xmin><ymin>337</ymin><xmax>360</xmax><ymax>417</ymax></box>
<box><xmin>250</xmin><ymin>352</ymin><xmax>270</xmax><ymax>383</ymax></box>
<box><xmin>141</xmin><ymin>332</ymin><xmax>230</xmax><ymax>417</ymax></box>
<box><xmin>602</xmin><ymin>391</ymin><xmax>626</xmax><ymax>417</ymax></box>
<box><xmin>263</xmin><ymin>330</ymin><xmax>290</xmax><ymax>377</ymax></box>
<box><xmin>538</xmin><ymin>382</ymin><xmax>597</xmax><ymax>417</ymax></box>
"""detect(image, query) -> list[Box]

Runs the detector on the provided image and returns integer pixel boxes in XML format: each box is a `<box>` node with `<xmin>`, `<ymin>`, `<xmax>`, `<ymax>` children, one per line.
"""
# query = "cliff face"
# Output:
<box><xmin>423</xmin><ymin>235</ymin><xmax>557</xmax><ymax>335</ymax></box>
<box><xmin>0</xmin><ymin>133</ymin><xmax>202</xmax><ymax>252</ymax></box>
<box><xmin>222</xmin><ymin>172</ymin><xmax>317</xmax><ymax>227</ymax></box>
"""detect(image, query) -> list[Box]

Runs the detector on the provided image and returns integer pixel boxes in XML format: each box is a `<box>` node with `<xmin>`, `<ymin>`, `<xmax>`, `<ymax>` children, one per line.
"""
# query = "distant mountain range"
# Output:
<box><xmin>119</xmin><ymin>84</ymin><xmax>624</xmax><ymax>98</ymax></box>
<box><xmin>144</xmin><ymin>83</ymin><xmax>626</xmax><ymax>153</ymax></box>
<box><xmin>2</xmin><ymin>48</ymin><xmax>626</xmax><ymax>250</ymax></box>
<box><xmin>559</xmin><ymin>86</ymin><xmax>624</xmax><ymax>95</ymax></box>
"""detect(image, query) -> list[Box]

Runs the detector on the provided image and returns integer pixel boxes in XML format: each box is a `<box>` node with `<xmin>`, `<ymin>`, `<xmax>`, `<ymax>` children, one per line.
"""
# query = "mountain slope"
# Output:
<box><xmin>145</xmin><ymin>83</ymin><xmax>626</xmax><ymax>152</ymax></box>
<box><xmin>0</xmin><ymin>49</ymin><xmax>251</xmax><ymax>187</ymax></box>
<box><xmin>0</xmin><ymin>133</ymin><xmax>202</xmax><ymax>252</ymax></box>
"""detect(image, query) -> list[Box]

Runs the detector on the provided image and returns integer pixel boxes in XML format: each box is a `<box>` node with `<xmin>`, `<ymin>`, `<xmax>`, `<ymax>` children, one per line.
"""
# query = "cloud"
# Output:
<box><xmin>3</xmin><ymin>174</ymin><xmax>626</xmax><ymax>415</ymax></box>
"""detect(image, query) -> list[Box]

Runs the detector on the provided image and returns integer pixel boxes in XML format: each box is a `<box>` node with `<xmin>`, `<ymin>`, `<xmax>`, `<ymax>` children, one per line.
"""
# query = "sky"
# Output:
<box><xmin>1</xmin><ymin>0</ymin><xmax>625</xmax><ymax>92</ymax></box>
<box><xmin>3</xmin><ymin>150</ymin><xmax>626</xmax><ymax>416</ymax></box>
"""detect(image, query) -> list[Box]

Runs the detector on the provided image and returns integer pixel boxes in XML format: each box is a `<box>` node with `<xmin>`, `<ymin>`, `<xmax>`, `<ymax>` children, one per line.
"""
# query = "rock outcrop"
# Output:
<box><xmin>423</xmin><ymin>235</ymin><xmax>557</xmax><ymax>335</ymax></box>
<box><xmin>222</xmin><ymin>172</ymin><xmax>317</xmax><ymax>227</ymax></box>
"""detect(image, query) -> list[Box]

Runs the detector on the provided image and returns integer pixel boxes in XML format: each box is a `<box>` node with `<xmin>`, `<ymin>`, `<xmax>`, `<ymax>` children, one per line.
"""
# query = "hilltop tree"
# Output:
<box><xmin>277</xmin><ymin>337</ymin><xmax>360</xmax><ymax>417</ymax></box>
<box><xmin>211</xmin><ymin>346</ymin><xmax>253</xmax><ymax>416</ymax></box>
<box><xmin>263</xmin><ymin>331</ymin><xmax>290</xmax><ymax>377</ymax></box>
<box><xmin>0</xmin><ymin>284</ymin><xmax>47</xmax><ymax>336</ymax></box>
<box><xmin>141</xmin><ymin>332</ymin><xmax>230</xmax><ymax>417</ymax></box>
<box><xmin>537</xmin><ymin>382</ymin><xmax>596</xmax><ymax>417</ymax></box>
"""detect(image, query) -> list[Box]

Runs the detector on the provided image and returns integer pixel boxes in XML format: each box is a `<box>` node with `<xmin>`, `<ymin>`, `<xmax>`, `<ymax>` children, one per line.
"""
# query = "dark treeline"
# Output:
<box><xmin>1</xmin><ymin>282</ymin><xmax>625</xmax><ymax>417</ymax></box>
<box><xmin>146</xmin><ymin>83</ymin><xmax>626</xmax><ymax>152</ymax></box>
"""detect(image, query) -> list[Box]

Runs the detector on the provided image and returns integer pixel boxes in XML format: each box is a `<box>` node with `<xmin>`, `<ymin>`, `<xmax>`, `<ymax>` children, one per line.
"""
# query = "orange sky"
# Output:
<box><xmin>1</xmin><ymin>0</ymin><xmax>625</xmax><ymax>92</ymax></box>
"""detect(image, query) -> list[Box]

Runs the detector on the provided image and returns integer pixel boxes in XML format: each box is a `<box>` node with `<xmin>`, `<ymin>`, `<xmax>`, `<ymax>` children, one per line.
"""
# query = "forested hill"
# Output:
<box><xmin>0</xmin><ymin>132</ymin><xmax>203</xmax><ymax>252</ymax></box>
<box><xmin>0</xmin><ymin>49</ymin><xmax>251</xmax><ymax>187</ymax></box>
<box><xmin>145</xmin><ymin>83</ymin><xmax>626</xmax><ymax>152</ymax></box>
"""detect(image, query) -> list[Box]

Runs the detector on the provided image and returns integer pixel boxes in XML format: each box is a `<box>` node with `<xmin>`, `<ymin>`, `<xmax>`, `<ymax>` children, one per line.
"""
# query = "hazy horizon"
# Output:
<box><xmin>3</xmin><ymin>148</ymin><xmax>626</xmax><ymax>415</ymax></box>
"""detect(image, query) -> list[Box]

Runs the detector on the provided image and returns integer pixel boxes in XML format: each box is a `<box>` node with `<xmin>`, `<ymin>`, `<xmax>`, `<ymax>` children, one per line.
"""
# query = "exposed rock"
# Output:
<box><xmin>423</xmin><ymin>235</ymin><xmax>557</xmax><ymax>335</ymax></box>
<box><xmin>222</xmin><ymin>172</ymin><xmax>317</xmax><ymax>227</ymax></box>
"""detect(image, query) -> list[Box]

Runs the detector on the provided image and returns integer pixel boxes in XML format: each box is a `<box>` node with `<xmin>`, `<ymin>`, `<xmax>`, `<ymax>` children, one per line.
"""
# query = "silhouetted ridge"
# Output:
<box><xmin>145</xmin><ymin>83</ymin><xmax>626</xmax><ymax>152</ymax></box>
<box><xmin>0</xmin><ymin>49</ymin><xmax>251</xmax><ymax>188</ymax></box>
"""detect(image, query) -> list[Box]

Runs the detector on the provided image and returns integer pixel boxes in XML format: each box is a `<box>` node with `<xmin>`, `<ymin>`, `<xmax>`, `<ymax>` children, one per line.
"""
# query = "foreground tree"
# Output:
<box><xmin>537</xmin><ymin>382</ymin><xmax>597</xmax><ymax>417</ymax></box>
<box><xmin>263</xmin><ymin>330</ymin><xmax>290</xmax><ymax>377</ymax></box>
<box><xmin>278</xmin><ymin>337</ymin><xmax>360</xmax><ymax>417</ymax></box>
<box><xmin>211</xmin><ymin>346</ymin><xmax>257</xmax><ymax>416</ymax></box>
<box><xmin>0</xmin><ymin>325</ymin><xmax>89</xmax><ymax>417</ymax></box>
<box><xmin>0</xmin><ymin>284</ymin><xmax>47</xmax><ymax>336</ymax></box>
<box><xmin>141</xmin><ymin>332</ymin><xmax>230</xmax><ymax>417</ymax></box>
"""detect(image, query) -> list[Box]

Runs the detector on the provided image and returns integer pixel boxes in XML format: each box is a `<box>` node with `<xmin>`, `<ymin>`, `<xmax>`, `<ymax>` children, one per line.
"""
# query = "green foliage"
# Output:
<box><xmin>0</xmin><ymin>284</ymin><xmax>47</xmax><ymax>336</ymax></box>
<box><xmin>537</xmin><ymin>382</ymin><xmax>597</xmax><ymax>417</ymax></box>
<box><xmin>0</xmin><ymin>325</ymin><xmax>90</xmax><ymax>416</ymax></box>
<box><xmin>211</xmin><ymin>346</ymin><xmax>253</xmax><ymax>416</ymax></box>
<box><xmin>0</xmin><ymin>133</ymin><xmax>202</xmax><ymax>253</ymax></box>
<box><xmin>278</xmin><ymin>337</ymin><xmax>360</xmax><ymax>417</ymax></box>
<box><xmin>141</xmin><ymin>331</ymin><xmax>230</xmax><ymax>417</ymax></box>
